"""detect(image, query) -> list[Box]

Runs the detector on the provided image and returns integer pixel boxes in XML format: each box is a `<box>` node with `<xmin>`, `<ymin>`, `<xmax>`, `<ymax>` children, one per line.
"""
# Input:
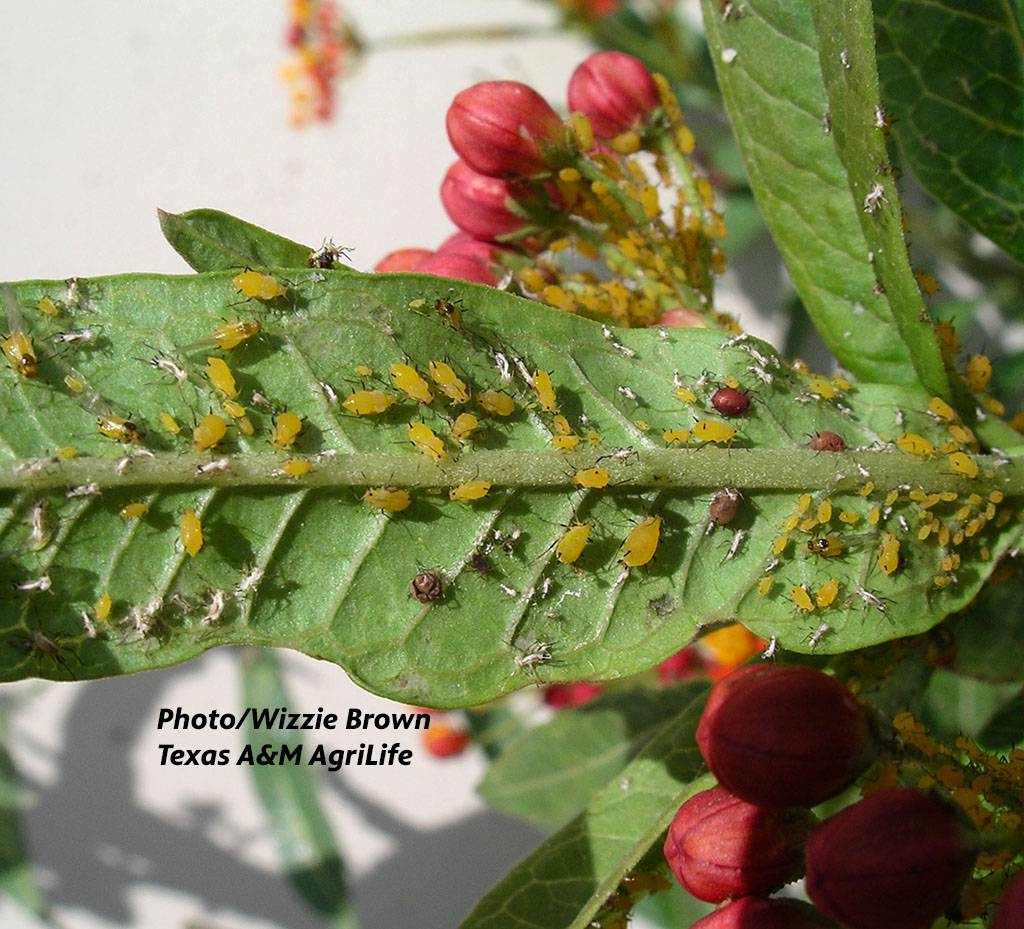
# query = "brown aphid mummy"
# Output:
<box><xmin>710</xmin><ymin>385</ymin><xmax>750</xmax><ymax>417</ymax></box>
<box><xmin>809</xmin><ymin>430</ymin><xmax>846</xmax><ymax>452</ymax></box>
<box><xmin>709</xmin><ymin>487</ymin><xmax>742</xmax><ymax>526</ymax></box>
<box><xmin>469</xmin><ymin>552</ymin><xmax>491</xmax><ymax>574</ymax></box>
<box><xmin>409</xmin><ymin>570</ymin><xmax>443</xmax><ymax>603</ymax></box>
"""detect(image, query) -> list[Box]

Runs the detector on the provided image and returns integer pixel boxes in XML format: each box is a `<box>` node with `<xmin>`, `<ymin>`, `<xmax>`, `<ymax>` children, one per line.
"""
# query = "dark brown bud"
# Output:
<box><xmin>806</xmin><ymin>788</ymin><xmax>977</xmax><ymax>929</ymax></box>
<box><xmin>696</xmin><ymin>665</ymin><xmax>877</xmax><ymax>808</ymax></box>
<box><xmin>664</xmin><ymin>785</ymin><xmax>814</xmax><ymax>902</ymax></box>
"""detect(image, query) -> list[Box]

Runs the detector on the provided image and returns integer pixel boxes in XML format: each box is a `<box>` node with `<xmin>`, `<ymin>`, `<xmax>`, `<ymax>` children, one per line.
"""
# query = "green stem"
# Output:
<box><xmin>368</xmin><ymin>23</ymin><xmax>556</xmax><ymax>52</ymax></box>
<box><xmin>4</xmin><ymin>448</ymin><xmax>1022</xmax><ymax>494</ymax></box>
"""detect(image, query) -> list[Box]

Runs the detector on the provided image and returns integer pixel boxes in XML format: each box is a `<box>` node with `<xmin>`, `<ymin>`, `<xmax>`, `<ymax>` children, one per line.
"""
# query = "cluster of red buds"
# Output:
<box><xmin>375</xmin><ymin>50</ymin><xmax>732</xmax><ymax>330</ymax></box>
<box><xmin>279</xmin><ymin>0</ymin><xmax>360</xmax><ymax>127</ymax></box>
<box><xmin>661</xmin><ymin>664</ymin><xmax>1004</xmax><ymax>929</ymax></box>
<box><xmin>406</xmin><ymin>706</ymin><xmax>471</xmax><ymax>758</ymax></box>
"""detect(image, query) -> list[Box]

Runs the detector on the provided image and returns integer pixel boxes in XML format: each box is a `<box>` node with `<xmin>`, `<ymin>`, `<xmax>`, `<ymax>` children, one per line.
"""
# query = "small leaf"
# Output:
<box><xmin>701</xmin><ymin>0</ymin><xmax>922</xmax><ymax>387</ymax></box>
<box><xmin>809</xmin><ymin>0</ymin><xmax>950</xmax><ymax>401</ymax></box>
<box><xmin>458</xmin><ymin>687</ymin><xmax>711</xmax><ymax>929</ymax></box>
<box><xmin>949</xmin><ymin>571</ymin><xmax>1024</xmax><ymax>683</ymax></box>
<box><xmin>240</xmin><ymin>648</ymin><xmax>360</xmax><ymax>928</ymax></box>
<box><xmin>977</xmin><ymin>690</ymin><xmax>1024</xmax><ymax>750</ymax></box>
<box><xmin>875</xmin><ymin>0</ymin><xmax>1024</xmax><ymax>263</ymax></box>
<box><xmin>158</xmin><ymin>208</ymin><xmax>314</xmax><ymax>272</ymax></box>
<box><xmin>1</xmin><ymin>271</ymin><xmax>1021</xmax><ymax>707</ymax></box>
<box><xmin>479</xmin><ymin>681</ymin><xmax>706</xmax><ymax>827</ymax></box>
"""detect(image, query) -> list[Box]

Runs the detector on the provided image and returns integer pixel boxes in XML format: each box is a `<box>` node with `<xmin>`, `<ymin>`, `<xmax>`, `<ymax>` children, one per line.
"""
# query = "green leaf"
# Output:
<box><xmin>479</xmin><ymin>681</ymin><xmax>707</xmax><ymax>827</ymax></box>
<box><xmin>977</xmin><ymin>690</ymin><xmax>1024</xmax><ymax>750</ymax></box>
<box><xmin>809</xmin><ymin>0</ymin><xmax>951</xmax><ymax>401</ymax></box>
<box><xmin>240</xmin><ymin>647</ymin><xmax>360</xmax><ymax>928</ymax></box>
<box><xmin>700</xmin><ymin>0</ymin><xmax>923</xmax><ymax>387</ymax></box>
<box><xmin>875</xmin><ymin>0</ymin><xmax>1024</xmax><ymax>263</ymax></box>
<box><xmin>949</xmin><ymin>571</ymin><xmax>1024</xmax><ymax>683</ymax></box>
<box><xmin>458</xmin><ymin>687</ymin><xmax>710</xmax><ymax>929</ymax></box>
<box><xmin>1</xmin><ymin>271</ymin><xmax>1022</xmax><ymax>707</ymax></box>
<box><xmin>157</xmin><ymin>208</ymin><xmax>316</xmax><ymax>272</ymax></box>
<box><xmin>921</xmin><ymin>667</ymin><xmax>1022</xmax><ymax>744</ymax></box>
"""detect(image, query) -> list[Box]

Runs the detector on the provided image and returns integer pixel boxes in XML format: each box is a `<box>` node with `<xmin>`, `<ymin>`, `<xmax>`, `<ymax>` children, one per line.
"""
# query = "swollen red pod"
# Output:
<box><xmin>688</xmin><ymin>896</ymin><xmax>835</xmax><ymax>929</ymax></box>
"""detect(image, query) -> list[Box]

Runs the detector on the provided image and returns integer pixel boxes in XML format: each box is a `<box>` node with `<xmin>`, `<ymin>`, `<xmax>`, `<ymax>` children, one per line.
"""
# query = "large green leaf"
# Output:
<box><xmin>479</xmin><ymin>681</ymin><xmax>707</xmax><ymax>827</ymax></box>
<box><xmin>458</xmin><ymin>687</ymin><xmax>711</xmax><ymax>929</ymax></box>
<box><xmin>1</xmin><ymin>271</ymin><xmax>1021</xmax><ymax>707</ymax></box>
<box><xmin>700</xmin><ymin>0</ymin><xmax>924</xmax><ymax>387</ymax></box>
<box><xmin>875</xmin><ymin>0</ymin><xmax>1024</xmax><ymax>264</ymax></box>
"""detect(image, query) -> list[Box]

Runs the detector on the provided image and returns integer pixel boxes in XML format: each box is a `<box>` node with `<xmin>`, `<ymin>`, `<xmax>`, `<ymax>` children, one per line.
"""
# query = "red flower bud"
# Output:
<box><xmin>374</xmin><ymin>248</ymin><xmax>433</xmax><ymax>272</ymax></box>
<box><xmin>415</xmin><ymin>249</ymin><xmax>498</xmax><ymax>286</ymax></box>
<box><xmin>664</xmin><ymin>786</ymin><xmax>814</xmax><ymax>903</ymax></box>
<box><xmin>990</xmin><ymin>868</ymin><xmax>1024</xmax><ymax>929</ymax></box>
<box><xmin>696</xmin><ymin>665</ymin><xmax>876</xmax><ymax>808</ymax></box>
<box><xmin>657</xmin><ymin>306</ymin><xmax>704</xmax><ymax>328</ymax></box>
<box><xmin>440</xmin><ymin>160</ymin><xmax>529</xmax><ymax>240</ymax></box>
<box><xmin>567</xmin><ymin>51</ymin><xmax>660</xmax><ymax>139</ymax></box>
<box><xmin>422</xmin><ymin>723</ymin><xmax>470</xmax><ymax>758</ymax></box>
<box><xmin>688</xmin><ymin>896</ymin><xmax>835</xmax><ymax>929</ymax></box>
<box><xmin>446</xmin><ymin>81</ymin><xmax>565</xmax><ymax>178</ymax></box>
<box><xmin>656</xmin><ymin>646</ymin><xmax>700</xmax><ymax>682</ymax></box>
<box><xmin>543</xmin><ymin>682</ymin><xmax>603</xmax><ymax>708</ymax></box>
<box><xmin>806</xmin><ymin>789</ymin><xmax>976</xmax><ymax>929</ymax></box>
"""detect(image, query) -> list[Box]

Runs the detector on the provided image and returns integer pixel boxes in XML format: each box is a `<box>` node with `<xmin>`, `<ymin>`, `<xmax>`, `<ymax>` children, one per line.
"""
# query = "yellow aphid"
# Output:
<box><xmin>271</xmin><ymin>412</ymin><xmax>302</xmax><ymax>450</ymax></box>
<box><xmin>772</xmin><ymin>533</ymin><xmax>789</xmax><ymax>554</ymax></box>
<box><xmin>621</xmin><ymin>515</ymin><xmax>662</xmax><ymax>567</ymax></box>
<box><xmin>206</xmin><ymin>357</ymin><xmax>237</xmax><ymax>398</ymax></box>
<box><xmin>232</xmin><ymin>270</ymin><xmax>286</xmax><ymax>300</ymax></box>
<box><xmin>948</xmin><ymin>451</ymin><xmax>979</xmax><ymax>479</ymax></box>
<box><xmin>552</xmin><ymin>414</ymin><xmax>572</xmax><ymax>436</ymax></box>
<box><xmin>968</xmin><ymin>492</ymin><xmax>982</xmax><ymax>505</ymax></box>
<box><xmin>407</xmin><ymin>421</ymin><xmax>446</xmax><ymax>462</ymax></box>
<box><xmin>3</xmin><ymin>331</ymin><xmax>37</xmax><ymax>378</ymax></box>
<box><xmin>451</xmin><ymin>412</ymin><xmax>478</xmax><ymax>441</ymax></box>
<box><xmin>817</xmin><ymin>498</ymin><xmax>833</xmax><ymax>523</ymax></box>
<box><xmin>937</xmin><ymin>490</ymin><xmax>957</xmax><ymax>502</ymax></box>
<box><xmin>180</xmin><ymin>508</ymin><xmax>203</xmax><ymax>557</ymax></box>
<box><xmin>724</xmin><ymin>375</ymin><xmax>740</xmax><ymax>389</ymax></box>
<box><xmin>36</xmin><ymin>296</ymin><xmax>59</xmax><ymax>317</ymax></box>
<box><xmin>477</xmin><ymin>389</ymin><xmax>515</xmax><ymax>416</ymax></box>
<box><xmin>361</xmin><ymin>486</ymin><xmax>411</xmax><ymax>512</ymax></box>
<box><xmin>896</xmin><ymin>432</ymin><xmax>936</xmax><ymax>457</ymax></box>
<box><xmin>914</xmin><ymin>270</ymin><xmax>939</xmax><ymax>295</ymax></box>
<box><xmin>799</xmin><ymin>517</ymin><xmax>819</xmax><ymax>534</ymax></box>
<box><xmin>947</xmin><ymin>423</ymin><xmax>976</xmax><ymax>446</ymax></box>
<box><xmin>552</xmin><ymin>434</ymin><xmax>581</xmax><ymax>449</ymax></box>
<box><xmin>692</xmin><ymin>419</ymin><xmax>736</xmax><ymax>444</ymax></box>
<box><xmin>449</xmin><ymin>480</ymin><xmax>491</xmax><ymax>501</ymax></box>
<box><xmin>934</xmin><ymin>320</ymin><xmax>959</xmax><ymax>363</ymax></box>
<box><xmin>64</xmin><ymin>373</ymin><xmax>84</xmax><ymax>394</ymax></box>
<box><xmin>938</xmin><ymin>440</ymin><xmax>959</xmax><ymax>454</ymax></box>
<box><xmin>868</xmin><ymin>506</ymin><xmax>880</xmax><ymax>525</ymax></box>
<box><xmin>222</xmin><ymin>399</ymin><xmax>246</xmax><ymax>418</ymax></box>
<box><xmin>391</xmin><ymin>363</ymin><xmax>433</xmax><ymax>403</ymax></box>
<box><xmin>859</xmin><ymin>481</ymin><xmax>874</xmax><ymax>497</ymax></box>
<box><xmin>664</xmin><ymin>429</ymin><xmax>690</xmax><ymax>444</ymax></box>
<box><xmin>56</xmin><ymin>445</ymin><xmax>77</xmax><ymax>460</ymax></box>
<box><xmin>675</xmin><ymin>385</ymin><xmax>697</xmax><ymax>404</ymax></box>
<box><xmin>805</xmin><ymin>536</ymin><xmax>843</xmax><ymax>557</ymax></box>
<box><xmin>790</xmin><ymin>585</ymin><xmax>814</xmax><ymax>612</ymax></box>
<box><xmin>885</xmin><ymin>489</ymin><xmax>900</xmax><ymax>506</ymax></box>
<box><xmin>967</xmin><ymin>354</ymin><xmax>992</xmax><ymax>392</ymax></box>
<box><xmin>634</xmin><ymin>419</ymin><xmax>651</xmax><ymax>432</ymax></box>
<box><xmin>586</xmin><ymin>429</ymin><xmax>601</xmax><ymax>446</ymax></box>
<box><xmin>757</xmin><ymin>576</ymin><xmax>773</xmax><ymax>596</ymax></box>
<box><xmin>95</xmin><ymin>592</ymin><xmax>112</xmax><ymax>621</ymax></box>
<box><xmin>839</xmin><ymin>510</ymin><xmax>861</xmax><ymax>525</ymax></box>
<box><xmin>98</xmin><ymin>415</ymin><xmax>144</xmax><ymax>443</ymax></box>
<box><xmin>192</xmin><ymin>413</ymin><xmax>227</xmax><ymax>451</ymax></box>
<box><xmin>815</xmin><ymin>577</ymin><xmax>840</xmax><ymax>609</ymax></box>
<box><xmin>832</xmin><ymin>374</ymin><xmax>852</xmax><ymax>390</ymax></box>
<box><xmin>556</xmin><ymin>522</ymin><xmax>591</xmax><ymax>564</ymax></box>
<box><xmin>574</xmin><ymin>466</ymin><xmax>610</xmax><ymax>489</ymax></box>
<box><xmin>990</xmin><ymin>490</ymin><xmax>1004</xmax><ymax>504</ymax></box>
<box><xmin>933</xmin><ymin>574</ymin><xmax>953</xmax><ymax>589</ymax></box>
<box><xmin>354</xmin><ymin>364</ymin><xmax>373</xmax><ymax>377</ymax></box>
<box><xmin>782</xmin><ymin>513</ymin><xmax>800</xmax><ymax>532</ymax></box>
<box><xmin>808</xmin><ymin>377</ymin><xmax>836</xmax><ymax>399</ymax></box>
<box><xmin>159</xmin><ymin>411</ymin><xmax>181</xmax><ymax>435</ymax></box>
<box><xmin>878</xmin><ymin>531</ymin><xmax>900</xmax><ymax>575</ymax></box>
<box><xmin>531</xmin><ymin>369</ymin><xmax>557</xmax><ymax>412</ymax></box>
<box><xmin>212</xmin><ymin>320</ymin><xmax>261</xmax><ymax>350</ymax></box>
<box><xmin>429</xmin><ymin>361</ymin><xmax>470</xmax><ymax>404</ymax></box>
<box><xmin>981</xmin><ymin>395</ymin><xmax>1005</xmax><ymax>415</ymax></box>
<box><xmin>928</xmin><ymin>397</ymin><xmax>957</xmax><ymax>422</ymax></box>
<box><xmin>342</xmin><ymin>389</ymin><xmax>394</xmax><ymax>416</ymax></box>
<box><xmin>118</xmin><ymin>501</ymin><xmax>149</xmax><ymax>519</ymax></box>
<box><xmin>280</xmin><ymin>458</ymin><xmax>313</xmax><ymax>476</ymax></box>
<box><xmin>797</xmin><ymin>493</ymin><xmax>812</xmax><ymax>513</ymax></box>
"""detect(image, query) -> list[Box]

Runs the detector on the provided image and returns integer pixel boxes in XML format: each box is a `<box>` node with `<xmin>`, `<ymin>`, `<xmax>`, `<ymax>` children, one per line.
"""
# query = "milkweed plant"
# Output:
<box><xmin>4</xmin><ymin>0</ymin><xmax>1024</xmax><ymax>926</ymax></box>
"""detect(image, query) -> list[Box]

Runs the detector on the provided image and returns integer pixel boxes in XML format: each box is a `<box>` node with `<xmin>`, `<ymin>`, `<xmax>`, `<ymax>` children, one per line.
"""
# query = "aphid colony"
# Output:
<box><xmin>2</xmin><ymin>276</ymin><xmax>1019</xmax><ymax>681</ymax></box>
